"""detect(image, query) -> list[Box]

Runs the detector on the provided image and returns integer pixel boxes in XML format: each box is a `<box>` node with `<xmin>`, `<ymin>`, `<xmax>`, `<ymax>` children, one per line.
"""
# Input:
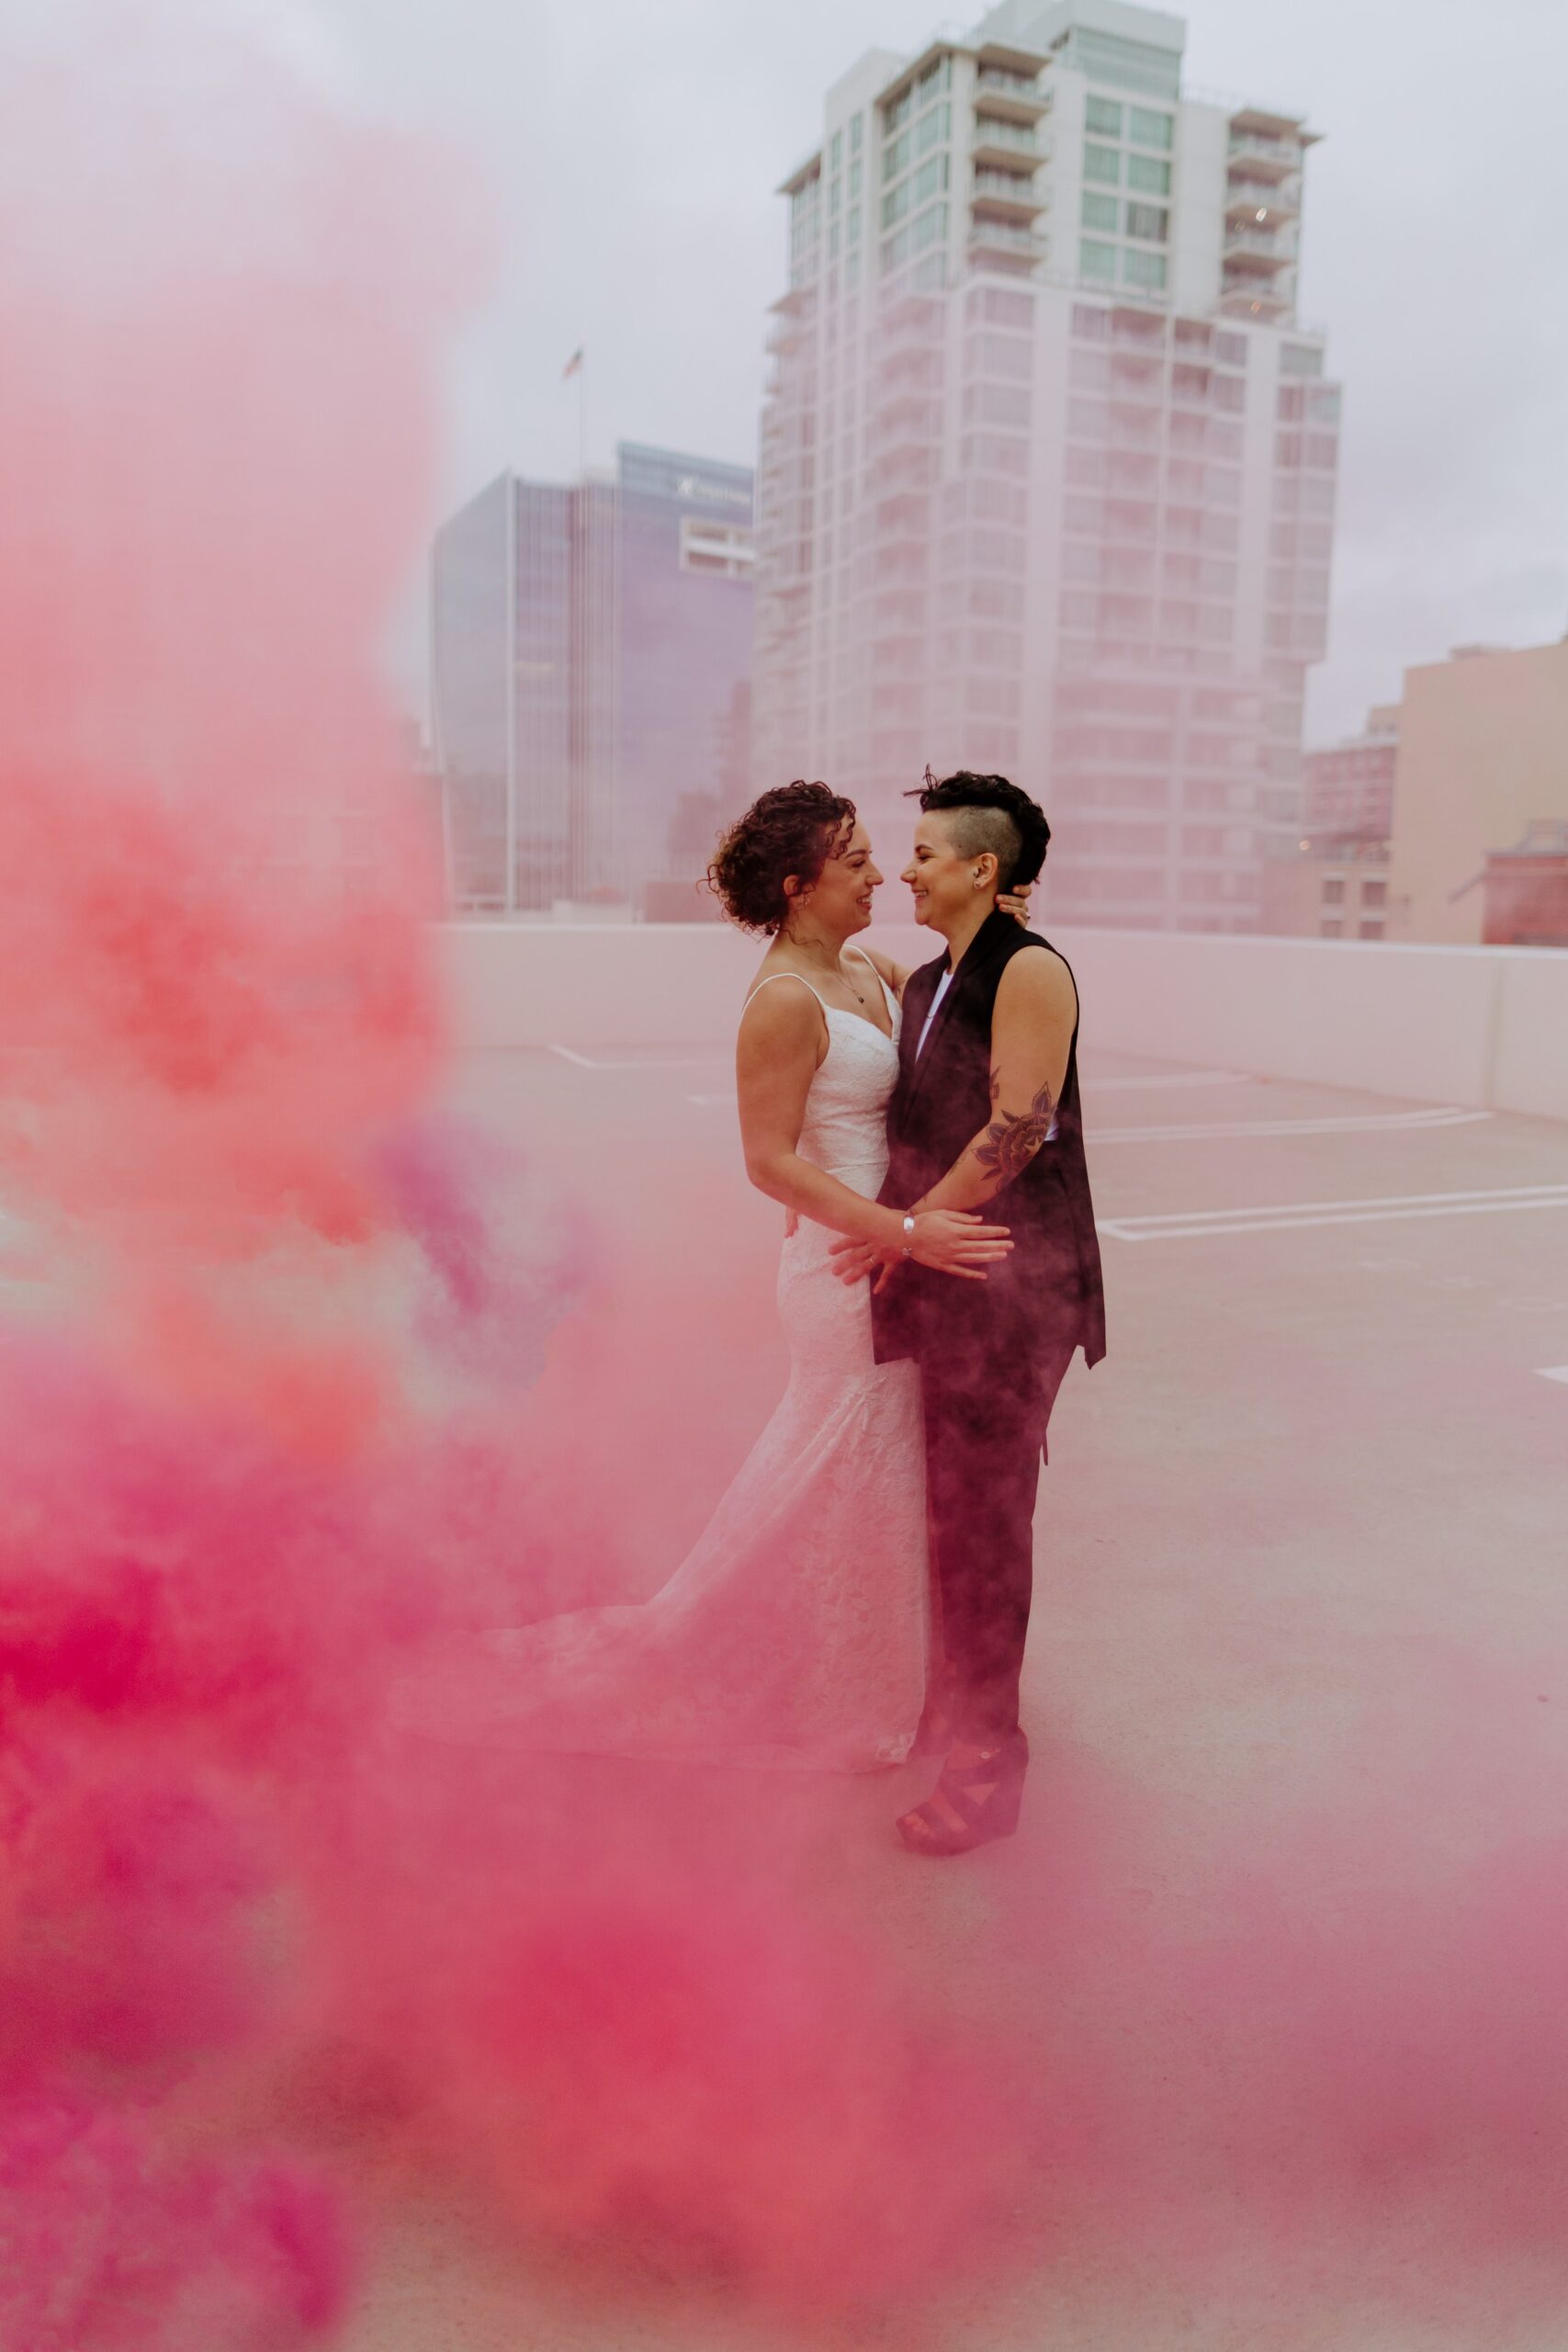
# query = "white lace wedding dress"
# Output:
<box><xmin>393</xmin><ymin>967</ymin><xmax>929</xmax><ymax>1770</ymax></box>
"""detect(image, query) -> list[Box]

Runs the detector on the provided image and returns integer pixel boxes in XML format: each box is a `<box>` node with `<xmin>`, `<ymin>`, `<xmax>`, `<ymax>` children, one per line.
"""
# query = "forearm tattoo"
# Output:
<box><xmin>974</xmin><ymin>1069</ymin><xmax>1057</xmax><ymax>1186</ymax></box>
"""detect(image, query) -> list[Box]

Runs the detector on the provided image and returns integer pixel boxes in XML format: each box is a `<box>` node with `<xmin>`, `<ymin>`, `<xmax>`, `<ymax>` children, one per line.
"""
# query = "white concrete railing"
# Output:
<box><xmin>438</xmin><ymin>922</ymin><xmax>1568</xmax><ymax>1124</ymax></box>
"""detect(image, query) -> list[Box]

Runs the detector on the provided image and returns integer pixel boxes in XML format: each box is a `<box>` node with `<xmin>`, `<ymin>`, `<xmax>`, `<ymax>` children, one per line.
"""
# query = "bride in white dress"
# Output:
<box><xmin>393</xmin><ymin>784</ymin><xmax>1012</xmax><ymax>1770</ymax></box>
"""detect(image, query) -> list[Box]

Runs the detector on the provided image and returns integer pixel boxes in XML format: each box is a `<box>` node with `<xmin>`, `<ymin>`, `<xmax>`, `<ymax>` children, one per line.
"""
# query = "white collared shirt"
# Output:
<box><xmin>917</xmin><ymin>968</ymin><xmax>953</xmax><ymax>1058</ymax></box>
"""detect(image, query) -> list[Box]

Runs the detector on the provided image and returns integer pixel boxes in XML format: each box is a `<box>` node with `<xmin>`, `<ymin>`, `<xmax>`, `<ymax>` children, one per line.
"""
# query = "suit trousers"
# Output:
<box><xmin>920</xmin><ymin>1335</ymin><xmax>1077</xmax><ymax>1747</ymax></box>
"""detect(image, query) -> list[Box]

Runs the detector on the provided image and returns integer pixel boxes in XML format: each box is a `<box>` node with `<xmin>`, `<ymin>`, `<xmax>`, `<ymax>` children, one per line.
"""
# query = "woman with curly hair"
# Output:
<box><xmin>395</xmin><ymin>783</ymin><xmax>1019</xmax><ymax>1774</ymax></box>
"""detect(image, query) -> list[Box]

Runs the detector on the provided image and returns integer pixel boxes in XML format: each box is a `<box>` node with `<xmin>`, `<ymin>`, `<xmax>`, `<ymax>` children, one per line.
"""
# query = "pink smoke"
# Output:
<box><xmin>3</xmin><ymin>6</ymin><xmax>1567</xmax><ymax>2347</ymax></box>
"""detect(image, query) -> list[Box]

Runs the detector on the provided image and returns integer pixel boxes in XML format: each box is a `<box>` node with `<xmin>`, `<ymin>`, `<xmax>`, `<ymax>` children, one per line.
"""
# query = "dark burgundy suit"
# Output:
<box><xmin>871</xmin><ymin>911</ymin><xmax>1105</xmax><ymax>1742</ymax></box>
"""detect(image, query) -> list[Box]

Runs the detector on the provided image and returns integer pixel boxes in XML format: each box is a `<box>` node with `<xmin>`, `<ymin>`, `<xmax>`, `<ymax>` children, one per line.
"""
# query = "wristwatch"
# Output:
<box><xmin>901</xmin><ymin>1213</ymin><xmax>917</xmax><ymax>1259</ymax></box>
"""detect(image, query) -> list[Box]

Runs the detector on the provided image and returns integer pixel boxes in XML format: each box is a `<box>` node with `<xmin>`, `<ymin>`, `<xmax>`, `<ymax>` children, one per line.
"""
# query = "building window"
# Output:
<box><xmin>1085</xmin><ymin>94</ymin><xmax>1123</xmax><ymax>136</ymax></box>
<box><xmin>1080</xmin><ymin>238</ymin><xmax>1119</xmax><ymax>280</ymax></box>
<box><xmin>911</xmin><ymin>200</ymin><xmax>946</xmax><ymax>253</ymax></box>
<box><xmin>1081</xmin><ymin>190</ymin><xmax>1119</xmax><ymax>231</ymax></box>
<box><xmin>1319</xmin><ymin>919</ymin><xmax>1343</xmax><ymax>938</ymax></box>
<box><xmin>1280</xmin><ymin>343</ymin><xmax>1325</xmax><ymax>376</ymax></box>
<box><xmin>849</xmin><ymin>158</ymin><xmax>863</xmax><ymax>198</ymax></box>
<box><xmin>850</xmin><ymin>113</ymin><xmax>863</xmax><ymax>153</ymax></box>
<box><xmin>1214</xmin><ymin>332</ymin><xmax>1248</xmax><ymax>367</ymax></box>
<box><xmin>1125</xmin><ymin>201</ymin><xmax>1168</xmax><ymax>242</ymax></box>
<box><xmin>1072</xmin><ymin>301</ymin><xmax>1111</xmax><ymax>339</ymax></box>
<box><xmin>1122</xmin><ymin>246</ymin><xmax>1167</xmax><ymax>288</ymax></box>
<box><xmin>883</xmin><ymin>130</ymin><xmax>910</xmax><ymax>181</ymax></box>
<box><xmin>913</xmin><ymin>152</ymin><xmax>949</xmax><ymax>203</ymax></box>
<box><xmin>1361</xmin><ymin>878</ymin><xmax>1388</xmax><ymax>908</ymax></box>
<box><xmin>1084</xmin><ymin>142</ymin><xmax>1122</xmax><ymax>185</ymax></box>
<box><xmin>1128</xmin><ymin>105</ymin><xmax>1174</xmax><ymax>149</ymax></box>
<box><xmin>1128</xmin><ymin>153</ymin><xmax>1171</xmax><ymax>195</ymax></box>
<box><xmin>1359</xmin><ymin>919</ymin><xmax>1385</xmax><ymax>940</ymax></box>
<box><xmin>679</xmin><ymin>517</ymin><xmax>755</xmax><ymax>578</ymax></box>
<box><xmin>1321</xmin><ymin>876</ymin><xmax>1345</xmax><ymax>905</ymax></box>
<box><xmin>916</xmin><ymin>102</ymin><xmax>951</xmax><ymax>154</ymax></box>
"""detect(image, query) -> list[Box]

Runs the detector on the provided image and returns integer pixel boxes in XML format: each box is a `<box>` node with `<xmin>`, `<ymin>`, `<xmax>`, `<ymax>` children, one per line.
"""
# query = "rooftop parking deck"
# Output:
<box><xmin>340</xmin><ymin>1023</ymin><xmax>1568</xmax><ymax>2351</ymax></box>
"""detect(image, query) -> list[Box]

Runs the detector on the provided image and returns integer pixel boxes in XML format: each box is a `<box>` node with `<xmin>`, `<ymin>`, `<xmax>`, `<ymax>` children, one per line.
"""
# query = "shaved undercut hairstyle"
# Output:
<box><xmin>907</xmin><ymin>768</ymin><xmax>1051</xmax><ymax>891</ymax></box>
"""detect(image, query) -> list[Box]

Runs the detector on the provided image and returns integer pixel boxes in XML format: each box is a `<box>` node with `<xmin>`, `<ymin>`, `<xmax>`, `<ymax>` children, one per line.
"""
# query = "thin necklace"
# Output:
<box><xmin>789</xmin><ymin>936</ymin><xmax>869</xmax><ymax>1008</ymax></box>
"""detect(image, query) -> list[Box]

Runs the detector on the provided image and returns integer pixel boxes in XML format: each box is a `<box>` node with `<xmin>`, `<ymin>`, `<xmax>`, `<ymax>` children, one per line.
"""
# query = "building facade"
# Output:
<box><xmin>1302</xmin><ymin>705</ymin><xmax>1398</xmax><ymax>840</ymax></box>
<box><xmin>1385</xmin><ymin>638</ymin><xmax>1568</xmax><ymax>946</ymax></box>
<box><xmin>753</xmin><ymin>0</ymin><xmax>1340</xmax><ymax>933</ymax></box>
<box><xmin>1260</xmin><ymin>703</ymin><xmax>1395</xmax><ymax>939</ymax></box>
<box><xmin>433</xmin><ymin>444</ymin><xmax>754</xmax><ymax>914</ymax></box>
<box><xmin>1481</xmin><ymin>824</ymin><xmax>1568</xmax><ymax>948</ymax></box>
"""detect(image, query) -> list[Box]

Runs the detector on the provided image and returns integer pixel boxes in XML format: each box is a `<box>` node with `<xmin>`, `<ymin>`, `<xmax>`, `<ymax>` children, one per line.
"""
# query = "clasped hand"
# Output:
<box><xmin>829</xmin><ymin>1209</ymin><xmax>1011</xmax><ymax>1294</ymax></box>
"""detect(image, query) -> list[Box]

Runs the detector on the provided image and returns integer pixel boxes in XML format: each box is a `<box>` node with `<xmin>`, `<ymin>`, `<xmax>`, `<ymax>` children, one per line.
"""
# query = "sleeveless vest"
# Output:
<box><xmin>871</xmin><ymin>910</ymin><xmax>1107</xmax><ymax>1378</ymax></box>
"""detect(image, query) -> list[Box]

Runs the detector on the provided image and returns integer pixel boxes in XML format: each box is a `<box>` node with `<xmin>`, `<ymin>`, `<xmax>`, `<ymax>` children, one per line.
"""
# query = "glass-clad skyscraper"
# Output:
<box><xmin>433</xmin><ymin>444</ymin><xmax>754</xmax><ymax>913</ymax></box>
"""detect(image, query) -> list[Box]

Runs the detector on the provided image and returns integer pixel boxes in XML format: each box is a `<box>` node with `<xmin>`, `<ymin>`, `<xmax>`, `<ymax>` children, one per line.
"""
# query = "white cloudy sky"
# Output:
<box><xmin>254</xmin><ymin>0</ymin><xmax>1568</xmax><ymax>741</ymax></box>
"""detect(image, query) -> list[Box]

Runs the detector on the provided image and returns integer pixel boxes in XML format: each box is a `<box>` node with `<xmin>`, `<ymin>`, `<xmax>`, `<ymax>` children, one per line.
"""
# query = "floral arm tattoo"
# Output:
<box><xmin>973</xmin><ymin>1067</ymin><xmax>1057</xmax><ymax>1187</ymax></box>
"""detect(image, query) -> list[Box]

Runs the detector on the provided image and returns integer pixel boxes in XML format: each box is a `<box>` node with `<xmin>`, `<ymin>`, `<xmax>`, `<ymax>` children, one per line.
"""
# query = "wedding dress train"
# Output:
<box><xmin>393</xmin><ymin>967</ymin><xmax>929</xmax><ymax>1770</ymax></box>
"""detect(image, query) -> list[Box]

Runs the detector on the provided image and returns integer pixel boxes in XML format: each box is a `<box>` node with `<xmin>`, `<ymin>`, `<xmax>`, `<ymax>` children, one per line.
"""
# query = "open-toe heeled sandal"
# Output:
<box><xmin>896</xmin><ymin>1731</ymin><xmax>1027</xmax><ymax>1858</ymax></box>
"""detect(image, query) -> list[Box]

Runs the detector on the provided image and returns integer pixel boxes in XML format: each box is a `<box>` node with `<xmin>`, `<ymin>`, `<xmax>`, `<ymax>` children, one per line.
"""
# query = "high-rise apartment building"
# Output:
<box><xmin>434</xmin><ymin>444</ymin><xmax>754</xmax><ymax>914</ymax></box>
<box><xmin>753</xmin><ymin>0</ymin><xmax>1340</xmax><ymax>932</ymax></box>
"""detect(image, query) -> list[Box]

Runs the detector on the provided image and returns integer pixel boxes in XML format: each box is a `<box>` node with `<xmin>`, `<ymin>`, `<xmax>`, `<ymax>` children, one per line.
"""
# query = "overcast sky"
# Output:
<box><xmin>303</xmin><ymin>0</ymin><xmax>1568</xmax><ymax>741</ymax></box>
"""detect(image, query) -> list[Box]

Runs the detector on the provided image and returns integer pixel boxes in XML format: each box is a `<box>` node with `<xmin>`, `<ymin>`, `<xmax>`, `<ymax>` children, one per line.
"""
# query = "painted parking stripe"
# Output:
<box><xmin>683</xmin><ymin>1099</ymin><xmax>1490</xmax><ymax>1142</ymax></box>
<box><xmin>551</xmin><ymin>1046</ymin><xmax>728</xmax><ymax>1071</ymax></box>
<box><xmin>1086</xmin><ymin>1070</ymin><xmax>1254</xmax><ymax>1094</ymax></box>
<box><xmin>1093</xmin><ymin>1106</ymin><xmax>1490</xmax><ymax>1145</ymax></box>
<box><xmin>1100</xmin><ymin>1184</ymin><xmax>1568</xmax><ymax>1241</ymax></box>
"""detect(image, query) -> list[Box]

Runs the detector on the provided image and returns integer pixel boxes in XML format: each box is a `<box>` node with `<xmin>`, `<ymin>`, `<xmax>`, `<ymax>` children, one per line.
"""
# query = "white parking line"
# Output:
<box><xmin>1094</xmin><ymin>1107</ymin><xmax>1490</xmax><ymax>1146</ymax></box>
<box><xmin>551</xmin><ymin>1046</ymin><xmax>727</xmax><ymax>1071</ymax></box>
<box><xmin>682</xmin><ymin>1099</ymin><xmax>1491</xmax><ymax>1144</ymax></box>
<box><xmin>1100</xmin><ymin>1184</ymin><xmax>1568</xmax><ymax>1241</ymax></box>
<box><xmin>1087</xmin><ymin>1070</ymin><xmax>1254</xmax><ymax>1094</ymax></box>
<box><xmin>1539</xmin><ymin>1366</ymin><xmax>1568</xmax><ymax>1386</ymax></box>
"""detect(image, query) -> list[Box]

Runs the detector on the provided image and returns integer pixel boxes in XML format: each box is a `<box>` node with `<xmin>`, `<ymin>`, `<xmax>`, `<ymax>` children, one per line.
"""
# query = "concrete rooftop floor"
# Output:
<box><xmin>325</xmin><ymin>1041</ymin><xmax>1568</xmax><ymax>2352</ymax></box>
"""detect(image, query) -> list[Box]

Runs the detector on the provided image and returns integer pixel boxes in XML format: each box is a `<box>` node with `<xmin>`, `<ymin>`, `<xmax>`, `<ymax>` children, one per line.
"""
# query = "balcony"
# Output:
<box><xmin>868</xmin><ymin>394</ymin><xmax>942</xmax><ymax>451</ymax></box>
<box><xmin>767</xmin><ymin>284</ymin><xmax>817</xmax><ymax>319</ymax></box>
<box><xmin>972</xmin><ymin>169</ymin><xmax>1046</xmax><ymax>220</ymax></box>
<box><xmin>1226</xmin><ymin>129</ymin><xmax>1303</xmax><ymax>180</ymax></box>
<box><xmin>971</xmin><ymin>119</ymin><xmax>1043</xmax><ymax>170</ymax></box>
<box><xmin>967</xmin><ymin>214</ymin><xmax>1045</xmax><ymax>269</ymax></box>
<box><xmin>1220</xmin><ymin>277</ymin><xmax>1293</xmax><ymax>321</ymax></box>
<box><xmin>1224</xmin><ymin>226</ymin><xmax>1296</xmax><ymax>275</ymax></box>
<box><xmin>974</xmin><ymin>67</ymin><xmax>1050</xmax><ymax>122</ymax></box>
<box><xmin>877</xmin><ymin>291</ymin><xmax>944</xmax><ymax>348</ymax></box>
<box><xmin>1225</xmin><ymin>179</ymin><xmax>1298</xmax><ymax>227</ymax></box>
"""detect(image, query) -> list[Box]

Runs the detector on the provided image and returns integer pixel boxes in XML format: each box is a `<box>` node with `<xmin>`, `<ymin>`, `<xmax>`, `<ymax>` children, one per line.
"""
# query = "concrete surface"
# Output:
<box><xmin>333</xmin><ymin>1036</ymin><xmax>1568</xmax><ymax>2351</ymax></box>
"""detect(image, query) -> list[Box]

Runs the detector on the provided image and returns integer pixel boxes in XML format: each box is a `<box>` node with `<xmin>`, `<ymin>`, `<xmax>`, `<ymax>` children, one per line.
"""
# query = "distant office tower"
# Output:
<box><xmin>433</xmin><ymin>443</ymin><xmax>754</xmax><ymax>913</ymax></box>
<box><xmin>754</xmin><ymin>0</ymin><xmax>1340</xmax><ymax>932</ymax></box>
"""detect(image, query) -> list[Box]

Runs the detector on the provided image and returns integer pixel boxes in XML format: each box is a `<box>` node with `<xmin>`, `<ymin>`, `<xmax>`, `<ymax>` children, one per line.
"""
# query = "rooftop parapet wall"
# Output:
<box><xmin>438</xmin><ymin>923</ymin><xmax>1568</xmax><ymax>1124</ymax></box>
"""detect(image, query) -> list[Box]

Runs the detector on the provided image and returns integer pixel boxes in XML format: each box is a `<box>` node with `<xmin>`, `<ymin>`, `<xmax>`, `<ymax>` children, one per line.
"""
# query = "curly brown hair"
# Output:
<box><xmin>707</xmin><ymin>781</ymin><xmax>856</xmax><ymax>935</ymax></box>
